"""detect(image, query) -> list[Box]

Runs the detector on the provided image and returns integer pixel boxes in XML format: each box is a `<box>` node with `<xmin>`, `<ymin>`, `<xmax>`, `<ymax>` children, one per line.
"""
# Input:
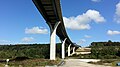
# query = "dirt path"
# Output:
<box><xmin>59</xmin><ymin>59</ymin><xmax>113</xmax><ymax>67</ymax></box>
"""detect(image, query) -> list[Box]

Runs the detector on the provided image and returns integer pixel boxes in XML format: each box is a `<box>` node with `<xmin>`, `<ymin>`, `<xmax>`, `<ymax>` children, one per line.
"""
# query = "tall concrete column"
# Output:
<box><xmin>72</xmin><ymin>47</ymin><xmax>75</xmax><ymax>55</ymax></box>
<box><xmin>50</xmin><ymin>21</ymin><xmax>60</xmax><ymax>60</ymax></box>
<box><xmin>62</xmin><ymin>38</ymin><xmax>67</xmax><ymax>59</ymax></box>
<box><xmin>68</xmin><ymin>44</ymin><xmax>71</xmax><ymax>56</ymax></box>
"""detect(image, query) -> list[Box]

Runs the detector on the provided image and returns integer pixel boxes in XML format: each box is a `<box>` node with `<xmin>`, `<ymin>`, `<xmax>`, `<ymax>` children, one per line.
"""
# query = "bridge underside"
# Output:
<box><xmin>32</xmin><ymin>0</ymin><xmax>75</xmax><ymax>47</ymax></box>
<box><xmin>32</xmin><ymin>0</ymin><xmax>79</xmax><ymax>60</ymax></box>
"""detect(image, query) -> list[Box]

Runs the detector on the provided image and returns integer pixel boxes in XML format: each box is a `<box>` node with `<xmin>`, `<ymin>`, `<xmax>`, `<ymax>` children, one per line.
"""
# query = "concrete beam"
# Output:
<box><xmin>72</xmin><ymin>47</ymin><xmax>75</xmax><ymax>55</ymax></box>
<box><xmin>62</xmin><ymin>38</ymin><xmax>67</xmax><ymax>59</ymax></box>
<box><xmin>68</xmin><ymin>44</ymin><xmax>71</xmax><ymax>56</ymax></box>
<box><xmin>50</xmin><ymin>21</ymin><xmax>60</xmax><ymax>60</ymax></box>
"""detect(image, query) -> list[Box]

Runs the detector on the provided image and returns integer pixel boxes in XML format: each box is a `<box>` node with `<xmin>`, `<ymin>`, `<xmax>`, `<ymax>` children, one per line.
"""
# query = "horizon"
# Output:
<box><xmin>0</xmin><ymin>40</ymin><xmax>119</xmax><ymax>47</ymax></box>
<box><xmin>0</xmin><ymin>0</ymin><xmax>120</xmax><ymax>47</ymax></box>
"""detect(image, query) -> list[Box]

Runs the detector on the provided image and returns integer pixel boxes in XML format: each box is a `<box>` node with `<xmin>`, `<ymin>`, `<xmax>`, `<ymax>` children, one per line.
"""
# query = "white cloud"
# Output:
<box><xmin>21</xmin><ymin>37</ymin><xmax>34</xmax><ymax>42</ymax></box>
<box><xmin>114</xmin><ymin>2</ymin><xmax>120</xmax><ymax>23</ymax></box>
<box><xmin>77</xmin><ymin>39</ymin><xmax>86</xmax><ymax>45</ymax></box>
<box><xmin>86</xmin><ymin>10</ymin><xmax>105</xmax><ymax>23</ymax></box>
<box><xmin>0</xmin><ymin>40</ymin><xmax>11</xmax><ymax>43</ymax></box>
<box><xmin>107</xmin><ymin>30</ymin><xmax>120</xmax><ymax>35</ymax></box>
<box><xmin>91</xmin><ymin>0</ymin><xmax>101</xmax><ymax>2</ymax></box>
<box><xmin>84</xmin><ymin>35</ymin><xmax>92</xmax><ymax>38</ymax></box>
<box><xmin>25</xmin><ymin>26</ymin><xmax>48</xmax><ymax>34</ymax></box>
<box><xmin>63</xmin><ymin>9</ymin><xmax>106</xmax><ymax>30</ymax></box>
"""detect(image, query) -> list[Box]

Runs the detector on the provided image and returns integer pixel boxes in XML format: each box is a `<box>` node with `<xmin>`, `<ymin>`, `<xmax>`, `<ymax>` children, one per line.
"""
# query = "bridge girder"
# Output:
<box><xmin>32</xmin><ymin>0</ymin><xmax>75</xmax><ymax>47</ymax></box>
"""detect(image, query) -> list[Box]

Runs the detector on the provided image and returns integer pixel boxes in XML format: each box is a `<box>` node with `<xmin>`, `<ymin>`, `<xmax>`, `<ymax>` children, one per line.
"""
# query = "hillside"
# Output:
<box><xmin>0</xmin><ymin>43</ymin><xmax>62</xmax><ymax>60</ymax></box>
<box><xmin>88</xmin><ymin>40</ymin><xmax>120</xmax><ymax>59</ymax></box>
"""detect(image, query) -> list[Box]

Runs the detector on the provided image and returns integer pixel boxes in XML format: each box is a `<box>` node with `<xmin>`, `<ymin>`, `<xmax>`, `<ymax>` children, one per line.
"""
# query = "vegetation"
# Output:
<box><xmin>90</xmin><ymin>40</ymin><xmax>120</xmax><ymax>47</ymax></box>
<box><xmin>0</xmin><ymin>43</ymin><xmax>62</xmax><ymax>59</ymax></box>
<box><xmin>1</xmin><ymin>40</ymin><xmax>120</xmax><ymax>66</ymax></box>
<box><xmin>89</xmin><ymin>40</ymin><xmax>120</xmax><ymax>59</ymax></box>
<box><xmin>0</xmin><ymin>58</ymin><xmax>60</xmax><ymax>67</ymax></box>
<box><xmin>70</xmin><ymin>40</ymin><xmax>120</xmax><ymax>59</ymax></box>
<box><xmin>89</xmin><ymin>59</ymin><xmax>120</xmax><ymax>66</ymax></box>
<box><xmin>0</xmin><ymin>43</ymin><xmax>62</xmax><ymax>66</ymax></box>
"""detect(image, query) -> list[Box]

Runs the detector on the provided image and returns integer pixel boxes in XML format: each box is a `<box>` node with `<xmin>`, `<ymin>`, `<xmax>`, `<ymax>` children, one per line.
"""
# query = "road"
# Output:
<box><xmin>59</xmin><ymin>59</ymin><xmax>113</xmax><ymax>67</ymax></box>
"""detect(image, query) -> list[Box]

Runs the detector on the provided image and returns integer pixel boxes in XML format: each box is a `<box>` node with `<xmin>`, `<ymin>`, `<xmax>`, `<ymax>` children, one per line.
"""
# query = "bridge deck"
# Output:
<box><xmin>32</xmin><ymin>0</ymin><xmax>76</xmax><ymax>47</ymax></box>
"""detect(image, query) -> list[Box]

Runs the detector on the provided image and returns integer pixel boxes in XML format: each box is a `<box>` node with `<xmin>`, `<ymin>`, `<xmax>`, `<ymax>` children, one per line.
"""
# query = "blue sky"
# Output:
<box><xmin>0</xmin><ymin>0</ymin><xmax>120</xmax><ymax>47</ymax></box>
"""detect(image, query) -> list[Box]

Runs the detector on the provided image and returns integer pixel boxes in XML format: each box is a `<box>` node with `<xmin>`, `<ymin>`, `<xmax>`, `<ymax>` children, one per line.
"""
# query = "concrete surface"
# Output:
<box><xmin>59</xmin><ymin>59</ymin><xmax>113</xmax><ymax>67</ymax></box>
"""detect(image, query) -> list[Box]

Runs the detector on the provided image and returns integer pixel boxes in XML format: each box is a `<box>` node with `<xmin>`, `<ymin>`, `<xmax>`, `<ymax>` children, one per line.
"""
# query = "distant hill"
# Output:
<box><xmin>90</xmin><ymin>40</ymin><xmax>120</xmax><ymax>47</ymax></box>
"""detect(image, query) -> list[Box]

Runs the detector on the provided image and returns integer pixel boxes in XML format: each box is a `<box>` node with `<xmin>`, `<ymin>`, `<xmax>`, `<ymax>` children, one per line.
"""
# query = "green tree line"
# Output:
<box><xmin>0</xmin><ymin>43</ymin><xmax>62</xmax><ymax>59</ymax></box>
<box><xmin>88</xmin><ymin>40</ymin><xmax>120</xmax><ymax>59</ymax></box>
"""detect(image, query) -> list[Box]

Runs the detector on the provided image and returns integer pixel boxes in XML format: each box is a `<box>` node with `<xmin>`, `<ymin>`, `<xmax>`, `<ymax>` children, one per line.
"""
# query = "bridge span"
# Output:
<box><xmin>32</xmin><ymin>0</ymin><xmax>79</xmax><ymax>60</ymax></box>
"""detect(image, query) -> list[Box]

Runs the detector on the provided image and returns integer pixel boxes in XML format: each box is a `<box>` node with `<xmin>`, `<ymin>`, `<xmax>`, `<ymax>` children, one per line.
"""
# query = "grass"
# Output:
<box><xmin>88</xmin><ymin>59</ymin><xmax>120</xmax><ymax>66</ymax></box>
<box><xmin>0</xmin><ymin>58</ymin><xmax>61</xmax><ymax>67</ymax></box>
<box><xmin>0</xmin><ymin>63</ymin><xmax>4</xmax><ymax>67</ymax></box>
<box><xmin>111</xmin><ymin>60</ymin><xmax>120</xmax><ymax>66</ymax></box>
